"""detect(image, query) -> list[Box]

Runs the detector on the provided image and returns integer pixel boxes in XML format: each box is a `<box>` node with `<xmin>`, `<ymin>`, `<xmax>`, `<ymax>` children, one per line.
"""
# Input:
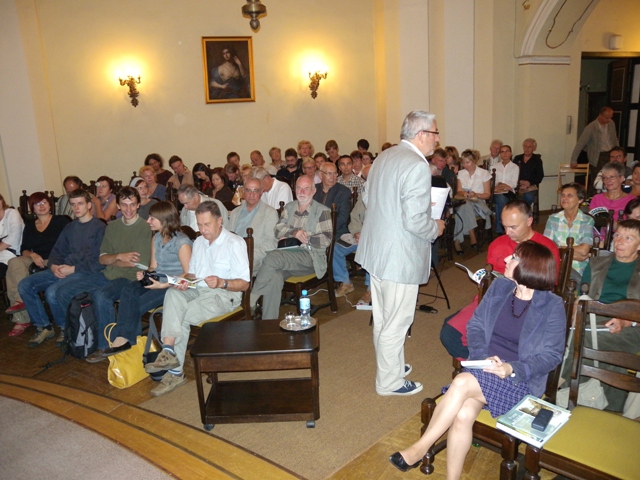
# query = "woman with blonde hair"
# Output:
<box><xmin>297</xmin><ymin>140</ymin><xmax>315</xmax><ymax>162</ymax></box>
<box><xmin>139</xmin><ymin>165</ymin><xmax>167</xmax><ymax>201</ymax></box>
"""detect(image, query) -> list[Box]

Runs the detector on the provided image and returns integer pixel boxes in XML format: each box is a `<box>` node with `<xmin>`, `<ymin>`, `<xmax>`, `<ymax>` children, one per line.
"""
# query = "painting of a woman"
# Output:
<box><xmin>203</xmin><ymin>37</ymin><xmax>255</xmax><ymax>103</ymax></box>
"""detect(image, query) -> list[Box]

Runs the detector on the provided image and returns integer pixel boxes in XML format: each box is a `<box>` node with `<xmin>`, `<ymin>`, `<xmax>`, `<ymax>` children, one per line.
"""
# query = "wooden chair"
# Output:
<box><xmin>350</xmin><ymin>186</ymin><xmax>358</xmax><ymax>210</ymax></box>
<box><xmin>557</xmin><ymin>163</ymin><xmax>590</xmax><ymax>205</ymax></box>
<box><xmin>589</xmin><ymin>209</ymin><xmax>614</xmax><ymax>251</ymax></box>
<box><xmin>475</xmin><ymin>168</ymin><xmax>496</xmax><ymax>250</ymax></box>
<box><xmin>555</xmin><ymin>237</ymin><xmax>575</xmax><ymax>296</ymax></box>
<box><xmin>524</xmin><ymin>298</ymin><xmax>640</xmax><ymax>480</ymax></box>
<box><xmin>421</xmin><ymin>279</ymin><xmax>578</xmax><ymax>479</ymax></box>
<box><xmin>166</xmin><ymin>181</ymin><xmax>179</xmax><ymax>209</ymax></box>
<box><xmin>277</xmin><ymin>200</ymin><xmax>285</xmax><ymax>218</ymax></box>
<box><xmin>282</xmin><ymin>204</ymin><xmax>338</xmax><ymax>316</ymax></box>
<box><xmin>189</xmin><ymin>228</ymin><xmax>254</xmax><ymax>339</ymax></box>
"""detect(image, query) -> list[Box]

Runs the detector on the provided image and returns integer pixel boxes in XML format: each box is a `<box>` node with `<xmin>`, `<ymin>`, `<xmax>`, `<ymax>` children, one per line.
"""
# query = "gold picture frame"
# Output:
<box><xmin>202</xmin><ymin>36</ymin><xmax>255</xmax><ymax>103</ymax></box>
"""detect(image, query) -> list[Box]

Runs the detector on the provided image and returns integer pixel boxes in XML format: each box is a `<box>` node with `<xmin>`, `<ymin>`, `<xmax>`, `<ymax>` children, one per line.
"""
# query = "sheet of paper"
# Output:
<box><xmin>430</xmin><ymin>186</ymin><xmax>449</xmax><ymax>220</ymax></box>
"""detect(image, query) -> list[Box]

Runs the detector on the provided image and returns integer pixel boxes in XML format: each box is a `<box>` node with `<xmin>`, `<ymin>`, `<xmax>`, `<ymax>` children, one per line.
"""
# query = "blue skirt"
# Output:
<box><xmin>442</xmin><ymin>368</ymin><xmax>531</xmax><ymax>418</ymax></box>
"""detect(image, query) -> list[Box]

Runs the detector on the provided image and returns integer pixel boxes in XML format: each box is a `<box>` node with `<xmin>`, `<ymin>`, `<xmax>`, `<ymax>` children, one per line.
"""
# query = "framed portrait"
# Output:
<box><xmin>202</xmin><ymin>36</ymin><xmax>255</xmax><ymax>103</ymax></box>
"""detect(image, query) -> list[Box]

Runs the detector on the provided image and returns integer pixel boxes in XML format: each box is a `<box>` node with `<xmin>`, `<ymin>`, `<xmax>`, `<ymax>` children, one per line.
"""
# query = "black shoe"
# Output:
<box><xmin>389</xmin><ymin>452</ymin><xmax>421</xmax><ymax>472</ymax></box>
<box><xmin>470</xmin><ymin>243</ymin><xmax>479</xmax><ymax>250</ymax></box>
<box><xmin>103</xmin><ymin>342</ymin><xmax>132</xmax><ymax>357</ymax></box>
<box><xmin>455</xmin><ymin>248</ymin><xmax>464</xmax><ymax>256</ymax></box>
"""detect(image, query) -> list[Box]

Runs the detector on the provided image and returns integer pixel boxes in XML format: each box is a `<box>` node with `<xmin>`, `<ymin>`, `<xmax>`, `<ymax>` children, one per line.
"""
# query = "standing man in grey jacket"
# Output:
<box><xmin>356</xmin><ymin>110</ymin><xmax>445</xmax><ymax>396</ymax></box>
<box><xmin>570</xmin><ymin>106</ymin><xmax>618</xmax><ymax>184</ymax></box>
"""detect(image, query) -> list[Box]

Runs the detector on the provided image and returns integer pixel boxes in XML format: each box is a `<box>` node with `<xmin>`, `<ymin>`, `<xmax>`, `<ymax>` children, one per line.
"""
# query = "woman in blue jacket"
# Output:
<box><xmin>389</xmin><ymin>241</ymin><xmax>566</xmax><ymax>478</ymax></box>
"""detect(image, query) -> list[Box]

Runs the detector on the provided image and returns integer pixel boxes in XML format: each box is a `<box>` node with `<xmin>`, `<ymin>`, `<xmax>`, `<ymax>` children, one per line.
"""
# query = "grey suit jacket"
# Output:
<box><xmin>570</xmin><ymin>118</ymin><xmax>618</xmax><ymax>166</ymax></box>
<box><xmin>229</xmin><ymin>200</ymin><xmax>278</xmax><ymax>274</ymax></box>
<box><xmin>355</xmin><ymin>141</ymin><xmax>439</xmax><ymax>284</ymax></box>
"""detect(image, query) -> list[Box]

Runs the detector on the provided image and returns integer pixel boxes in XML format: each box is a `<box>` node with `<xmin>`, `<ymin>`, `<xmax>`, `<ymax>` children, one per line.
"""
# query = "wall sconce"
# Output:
<box><xmin>609</xmin><ymin>34</ymin><xmax>623</xmax><ymax>50</ymax></box>
<box><xmin>309</xmin><ymin>71</ymin><xmax>327</xmax><ymax>99</ymax></box>
<box><xmin>242</xmin><ymin>0</ymin><xmax>267</xmax><ymax>31</ymax></box>
<box><xmin>119</xmin><ymin>75</ymin><xmax>141</xmax><ymax>107</ymax></box>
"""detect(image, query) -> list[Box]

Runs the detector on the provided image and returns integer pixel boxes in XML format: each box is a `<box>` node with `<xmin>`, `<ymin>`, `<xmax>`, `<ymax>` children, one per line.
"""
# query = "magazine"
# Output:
<box><xmin>496</xmin><ymin>395</ymin><xmax>571</xmax><ymax>448</ymax></box>
<box><xmin>164</xmin><ymin>274</ymin><xmax>204</xmax><ymax>289</ymax></box>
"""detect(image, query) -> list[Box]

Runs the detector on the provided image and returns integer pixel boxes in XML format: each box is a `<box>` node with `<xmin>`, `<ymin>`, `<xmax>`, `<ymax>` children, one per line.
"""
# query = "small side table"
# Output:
<box><xmin>190</xmin><ymin>319</ymin><xmax>320</xmax><ymax>431</ymax></box>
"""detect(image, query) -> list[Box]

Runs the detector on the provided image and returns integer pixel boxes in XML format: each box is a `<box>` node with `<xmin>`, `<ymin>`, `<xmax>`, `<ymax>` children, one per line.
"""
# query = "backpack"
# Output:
<box><xmin>65</xmin><ymin>292</ymin><xmax>98</xmax><ymax>359</ymax></box>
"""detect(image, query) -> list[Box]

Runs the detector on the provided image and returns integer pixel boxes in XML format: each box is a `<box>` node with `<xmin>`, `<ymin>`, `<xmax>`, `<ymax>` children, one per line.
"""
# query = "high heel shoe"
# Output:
<box><xmin>389</xmin><ymin>451</ymin><xmax>421</xmax><ymax>472</ymax></box>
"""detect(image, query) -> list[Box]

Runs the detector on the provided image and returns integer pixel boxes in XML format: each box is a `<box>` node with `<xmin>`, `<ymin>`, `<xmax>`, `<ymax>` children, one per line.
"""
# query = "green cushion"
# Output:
<box><xmin>542</xmin><ymin>406</ymin><xmax>640</xmax><ymax>479</ymax></box>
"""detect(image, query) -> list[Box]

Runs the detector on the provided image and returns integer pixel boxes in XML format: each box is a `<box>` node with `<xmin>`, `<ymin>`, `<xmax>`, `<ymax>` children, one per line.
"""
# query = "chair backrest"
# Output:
<box><xmin>240</xmin><ymin>228</ymin><xmax>255</xmax><ymax>317</ymax></box>
<box><xmin>569</xmin><ymin>298</ymin><xmax>640</xmax><ymax>410</ymax></box>
<box><xmin>350</xmin><ymin>187</ymin><xmax>358</xmax><ymax>210</ymax></box>
<box><xmin>556</xmin><ymin>236</ymin><xmax>575</xmax><ymax>295</ymax></box>
<box><xmin>324</xmin><ymin>203</ymin><xmax>338</xmax><ymax>280</ymax></box>
<box><xmin>477</xmin><ymin>263</ymin><xmax>494</xmax><ymax>302</ymax></box>
<box><xmin>589</xmin><ymin>209</ymin><xmax>614</xmax><ymax>250</ymax></box>
<box><xmin>277</xmin><ymin>200</ymin><xmax>285</xmax><ymax>218</ymax></box>
<box><xmin>486</xmin><ymin>168</ymin><xmax>497</xmax><ymax>211</ymax></box>
<box><xmin>19</xmin><ymin>190</ymin><xmax>29</xmax><ymax>216</ymax></box>
<box><xmin>166</xmin><ymin>181</ymin><xmax>178</xmax><ymax>208</ymax></box>
<box><xmin>180</xmin><ymin>225</ymin><xmax>199</xmax><ymax>241</ymax></box>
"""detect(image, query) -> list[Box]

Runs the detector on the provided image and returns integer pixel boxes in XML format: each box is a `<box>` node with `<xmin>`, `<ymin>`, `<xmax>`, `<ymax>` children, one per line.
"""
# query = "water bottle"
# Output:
<box><xmin>299</xmin><ymin>290</ymin><xmax>311</xmax><ymax>327</ymax></box>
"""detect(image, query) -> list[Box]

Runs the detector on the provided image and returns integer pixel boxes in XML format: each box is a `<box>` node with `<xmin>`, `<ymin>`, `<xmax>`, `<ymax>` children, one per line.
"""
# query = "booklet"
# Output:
<box><xmin>163</xmin><ymin>274</ymin><xmax>204</xmax><ymax>289</ymax></box>
<box><xmin>461</xmin><ymin>360</ymin><xmax>494</xmax><ymax>369</ymax></box>
<box><xmin>496</xmin><ymin>395</ymin><xmax>571</xmax><ymax>448</ymax></box>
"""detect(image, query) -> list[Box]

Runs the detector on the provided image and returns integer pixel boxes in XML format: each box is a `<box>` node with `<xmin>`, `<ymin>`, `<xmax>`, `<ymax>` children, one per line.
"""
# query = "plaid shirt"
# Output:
<box><xmin>276</xmin><ymin>203</ymin><xmax>332</xmax><ymax>249</ymax></box>
<box><xmin>544</xmin><ymin>210</ymin><xmax>594</xmax><ymax>275</ymax></box>
<box><xmin>337</xmin><ymin>174</ymin><xmax>364</xmax><ymax>196</ymax></box>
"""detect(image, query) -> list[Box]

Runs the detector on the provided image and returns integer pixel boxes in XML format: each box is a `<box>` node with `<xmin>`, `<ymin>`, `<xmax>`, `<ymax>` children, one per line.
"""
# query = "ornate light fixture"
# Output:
<box><xmin>309</xmin><ymin>71</ymin><xmax>327</xmax><ymax>99</ymax></box>
<box><xmin>119</xmin><ymin>75</ymin><xmax>141</xmax><ymax>107</ymax></box>
<box><xmin>242</xmin><ymin>0</ymin><xmax>267</xmax><ymax>31</ymax></box>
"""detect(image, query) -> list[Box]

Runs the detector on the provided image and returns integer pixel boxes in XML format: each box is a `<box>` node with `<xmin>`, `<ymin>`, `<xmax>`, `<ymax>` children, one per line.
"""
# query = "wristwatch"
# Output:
<box><xmin>222</xmin><ymin>279</ymin><xmax>228</xmax><ymax>290</ymax></box>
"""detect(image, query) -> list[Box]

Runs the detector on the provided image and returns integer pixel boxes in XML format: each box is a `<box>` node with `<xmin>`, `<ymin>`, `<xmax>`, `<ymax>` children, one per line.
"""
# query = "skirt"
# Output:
<box><xmin>442</xmin><ymin>368</ymin><xmax>531</xmax><ymax>418</ymax></box>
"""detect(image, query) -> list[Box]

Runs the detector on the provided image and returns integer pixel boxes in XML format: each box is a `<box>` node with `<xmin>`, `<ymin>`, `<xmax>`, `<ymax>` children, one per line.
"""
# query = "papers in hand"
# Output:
<box><xmin>431</xmin><ymin>186</ymin><xmax>449</xmax><ymax>220</ymax></box>
<box><xmin>461</xmin><ymin>360</ymin><xmax>494</xmax><ymax>369</ymax></box>
<box><xmin>496</xmin><ymin>395</ymin><xmax>571</xmax><ymax>448</ymax></box>
<box><xmin>152</xmin><ymin>272</ymin><xmax>204</xmax><ymax>289</ymax></box>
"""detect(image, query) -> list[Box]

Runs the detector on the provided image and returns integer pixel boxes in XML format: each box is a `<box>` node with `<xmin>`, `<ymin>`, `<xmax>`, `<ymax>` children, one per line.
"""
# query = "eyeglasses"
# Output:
<box><xmin>602</xmin><ymin>175</ymin><xmax>622</xmax><ymax>182</ymax></box>
<box><xmin>320</xmin><ymin>171</ymin><xmax>338</xmax><ymax>176</ymax></box>
<box><xmin>420</xmin><ymin>130</ymin><xmax>439</xmax><ymax>136</ymax></box>
<box><xmin>34</xmin><ymin>200</ymin><xmax>49</xmax><ymax>207</ymax></box>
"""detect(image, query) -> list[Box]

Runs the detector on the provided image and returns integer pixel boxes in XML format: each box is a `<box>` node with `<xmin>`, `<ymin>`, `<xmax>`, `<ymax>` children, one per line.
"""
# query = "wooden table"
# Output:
<box><xmin>190</xmin><ymin>319</ymin><xmax>320</xmax><ymax>431</ymax></box>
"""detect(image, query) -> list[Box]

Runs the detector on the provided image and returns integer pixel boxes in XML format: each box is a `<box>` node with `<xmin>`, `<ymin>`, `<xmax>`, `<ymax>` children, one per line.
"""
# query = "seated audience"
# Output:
<box><xmin>453</xmin><ymin>149</ymin><xmax>491</xmax><ymax>255</ymax></box>
<box><xmin>333</xmin><ymin>195</ymin><xmax>367</xmax><ymax>299</ymax></box>
<box><xmin>480</xmin><ymin>139</ymin><xmax>502</xmax><ymax>168</ymax></box>
<box><xmin>177</xmin><ymin>184</ymin><xmax>228</xmax><ymax>231</ymax></box>
<box><xmin>56</xmin><ymin>176</ymin><xmax>83</xmax><ymax>218</ymax></box>
<box><xmin>337</xmin><ymin>155</ymin><xmax>364</xmax><ymax>195</ymax></box>
<box><xmin>144</xmin><ymin>201</ymin><xmax>250</xmax><ymax>396</ymax></box>
<box><xmin>589</xmin><ymin>161</ymin><xmax>634</xmax><ymax>222</ymax></box>
<box><xmin>301</xmin><ymin>157</ymin><xmax>321</xmax><ymax>184</ymax></box>
<box><xmin>268</xmin><ymin>146</ymin><xmax>285</xmax><ymax>171</ymax></box>
<box><xmin>313</xmin><ymin>161</ymin><xmax>351</xmax><ymax>238</ymax></box>
<box><xmin>227</xmin><ymin>151</ymin><xmax>240</xmax><ymax>166</ymax></box>
<box><xmin>429</xmin><ymin>148</ymin><xmax>457</xmax><ymax>191</ymax></box>
<box><xmin>628</xmin><ymin>163</ymin><xmax>640</xmax><ymax>197</ymax></box>
<box><xmin>562</xmin><ymin>219</ymin><xmax>640</xmax><ymax>412</ymax></box>
<box><xmin>5</xmin><ymin>193</ymin><xmax>70</xmax><ymax>335</ymax></box>
<box><xmin>544</xmin><ymin>183</ymin><xmax>594</xmax><ymax>281</ymax></box>
<box><xmin>325</xmin><ymin>139</ymin><xmax>340</xmax><ymax>164</ymax></box>
<box><xmin>18</xmin><ymin>189</ymin><xmax>106</xmax><ymax>347</ymax></box>
<box><xmin>224</xmin><ymin>162</ymin><xmax>241</xmax><ymax>191</ymax></box>
<box><xmin>192</xmin><ymin>163</ymin><xmax>213</xmax><ymax>196</ymax></box>
<box><xmin>314</xmin><ymin>152</ymin><xmax>327</xmax><ymax>170</ymax></box>
<box><xmin>239</xmin><ymin>163</ymin><xmax>253</xmax><ymax>184</ymax></box>
<box><xmin>167</xmin><ymin>155</ymin><xmax>194</xmax><ymax>188</ymax></box>
<box><xmin>391</xmin><ymin>242</ymin><xmax>565</xmax><ymax>476</ymax></box>
<box><xmin>103</xmin><ymin>201</ymin><xmax>192</xmax><ymax>357</ymax></box>
<box><xmin>362</xmin><ymin>151</ymin><xmax>374</xmax><ymax>167</ymax></box>
<box><xmin>145</xmin><ymin>153</ymin><xmax>172</xmax><ymax>186</ymax></box>
<box><xmin>593</xmin><ymin>146</ymin><xmax>632</xmax><ymax>191</ymax></box>
<box><xmin>253</xmin><ymin>167</ymin><xmax>293</xmax><ymax>210</ymax></box>
<box><xmin>276</xmin><ymin>148</ymin><xmax>302</xmax><ymax>184</ymax></box>
<box><xmin>493</xmin><ymin>145</ymin><xmax>520</xmax><ymax>235</ymax></box>
<box><xmin>92</xmin><ymin>175</ymin><xmax>118</xmax><ymax>221</ymax></box>
<box><xmin>381</xmin><ymin>142</ymin><xmax>393</xmax><ymax>151</ymax></box>
<box><xmin>298</xmin><ymin>140</ymin><xmax>315</xmax><ymax>164</ymax></box>
<box><xmin>513</xmin><ymin>138</ymin><xmax>544</xmax><ymax>205</ymax></box>
<box><xmin>357</xmin><ymin>138</ymin><xmax>370</xmax><ymax>154</ymax></box>
<box><xmin>128</xmin><ymin>177</ymin><xmax>158</xmax><ymax>220</ymax></box>
<box><xmin>444</xmin><ymin>145</ymin><xmax>461</xmax><ymax>174</ymax></box>
<box><xmin>139</xmin><ymin>165</ymin><xmax>167</xmax><ymax>201</ymax></box>
<box><xmin>441</xmin><ymin>200</ymin><xmax>560</xmax><ymax>360</ymax></box>
<box><xmin>352</xmin><ymin>151</ymin><xmax>364</xmax><ymax>178</ymax></box>
<box><xmin>251</xmin><ymin>176</ymin><xmax>332</xmax><ymax>320</ymax></box>
<box><xmin>250</xmin><ymin>150</ymin><xmax>277</xmax><ymax>176</ymax></box>
<box><xmin>625</xmin><ymin>196</ymin><xmax>640</xmax><ymax>220</ymax></box>
<box><xmin>210</xmin><ymin>167</ymin><xmax>234</xmax><ymax>206</ymax></box>
<box><xmin>0</xmin><ymin>192</ymin><xmax>25</xmax><ymax>314</ymax></box>
<box><xmin>54</xmin><ymin>187</ymin><xmax>152</xmax><ymax>363</ymax></box>
<box><xmin>228</xmin><ymin>177</ymin><xmax>278</xmax><ymax>274</ymax></box>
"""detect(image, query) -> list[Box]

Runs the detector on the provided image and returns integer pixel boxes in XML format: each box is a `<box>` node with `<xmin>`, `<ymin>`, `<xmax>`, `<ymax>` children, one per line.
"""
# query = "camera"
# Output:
<box><xmin>139</xmin><ymin>271</ymin><xmax>160</xmax><ymax>286</ymax></box>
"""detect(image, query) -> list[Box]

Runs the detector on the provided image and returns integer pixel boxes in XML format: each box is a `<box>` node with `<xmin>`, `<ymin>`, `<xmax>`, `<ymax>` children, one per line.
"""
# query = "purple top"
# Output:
<box><xmin>487</xmin><ymin>294</ymin><xmax>528</xmax><ymax>362</ymax></box>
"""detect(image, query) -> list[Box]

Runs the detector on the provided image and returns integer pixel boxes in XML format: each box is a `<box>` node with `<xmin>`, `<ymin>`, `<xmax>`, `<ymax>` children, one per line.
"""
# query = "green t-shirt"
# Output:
<box><xmin>100</xmin><ymin>216</ymin><xmax>152</xmax><ymax>281</ymax></box>
<box><xmin>581</xmin><ymin>258</ymin><xmax>637</xmax><ymax>303</ymax></box>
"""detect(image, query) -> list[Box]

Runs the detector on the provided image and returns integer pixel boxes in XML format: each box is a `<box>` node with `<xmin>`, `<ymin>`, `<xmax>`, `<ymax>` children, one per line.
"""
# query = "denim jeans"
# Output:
<box><xmin>18</xmin><ymin>270</ymin><xmax>92</xmax><ymax>328</ymax></box>
<box><xmin>520</xmin><ymin>190</ymin><xmax>536</xmax><ymax>208</ymax></box>
<box><xmin>332</xmin><ymin>243</ymin><xmax>358</xmax><ymax>284</ymax></box>
<box><xmin>111</xmin><ymin>280</ymin><xmax>167</xmax><ymax>344</ymax></box>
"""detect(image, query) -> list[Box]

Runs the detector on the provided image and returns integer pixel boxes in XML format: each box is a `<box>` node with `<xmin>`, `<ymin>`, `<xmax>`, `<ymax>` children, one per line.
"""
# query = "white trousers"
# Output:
<box><xmin>371</xmin><ymin>276</ymin><xmax>419</xmax><ymax>394</ymax></box>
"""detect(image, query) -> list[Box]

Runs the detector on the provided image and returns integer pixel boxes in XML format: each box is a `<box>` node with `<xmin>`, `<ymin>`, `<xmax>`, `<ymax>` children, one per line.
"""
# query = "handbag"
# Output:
<box><xmin>556</xmin><ymin>294</ymin><xmax>608</xmax><ymax>410</ymax></box>
<box><xmin>105</xmin><ymin>323</ymin><xmax>157</xmax><ymax>389</ymax></box>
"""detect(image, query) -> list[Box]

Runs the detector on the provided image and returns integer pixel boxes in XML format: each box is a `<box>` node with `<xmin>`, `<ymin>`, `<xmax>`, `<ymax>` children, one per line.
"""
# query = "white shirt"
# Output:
<box><xmin>493</xmin><ymin>161</ymin><xmax>520</xmax><ymax>191</ymax></box>
<box><xmin>189</xmin><ymin>227</ymin><xmax>250</xmax><ymax>287</ymax></box>
<box><xmin>261</xmin><ymin>178</ymin><xmax>293</xmax><ymax>209</ymax></box>
<box><xmin>457</xmin><ymin>167</ymin><xmax>491</xmax><ymax>194</ymax></box>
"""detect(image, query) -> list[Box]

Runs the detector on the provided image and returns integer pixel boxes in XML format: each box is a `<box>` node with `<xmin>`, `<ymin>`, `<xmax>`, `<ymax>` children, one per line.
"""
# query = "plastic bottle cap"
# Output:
<box><xmin>302</xmin><ymin>290</ymin><xmax>308</xmax><ymax>295</ymax></box>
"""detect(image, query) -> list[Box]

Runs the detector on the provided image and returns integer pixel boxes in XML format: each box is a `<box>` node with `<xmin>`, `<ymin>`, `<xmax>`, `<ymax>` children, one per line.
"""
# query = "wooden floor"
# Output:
<box><xmin>1</xmin><ymin>214</ymin><xmax>562</xmax><ymax>479</ymax></box>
